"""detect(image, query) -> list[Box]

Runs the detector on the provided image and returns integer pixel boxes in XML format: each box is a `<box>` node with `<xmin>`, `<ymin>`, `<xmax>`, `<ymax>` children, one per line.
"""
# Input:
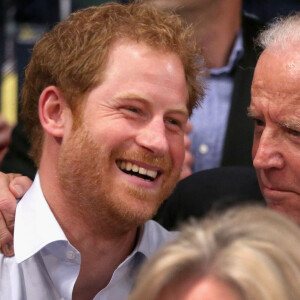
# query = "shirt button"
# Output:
<box><xmin>199</xmin><ymin>144</ymin><xmax>209</xmax><ymax>154</ymax></box>
<box><xmin>66</xmin><ymin>251</ymin><xmax>76</xmax><ymax>260</ymax></box>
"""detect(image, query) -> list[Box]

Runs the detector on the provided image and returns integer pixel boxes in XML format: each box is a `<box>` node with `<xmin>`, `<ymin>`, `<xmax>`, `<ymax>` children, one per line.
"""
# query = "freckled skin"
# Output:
<box><xmin>250</xmin><ymin>48</ymin><xmax>300</xmax><ymax>224</ymax></box>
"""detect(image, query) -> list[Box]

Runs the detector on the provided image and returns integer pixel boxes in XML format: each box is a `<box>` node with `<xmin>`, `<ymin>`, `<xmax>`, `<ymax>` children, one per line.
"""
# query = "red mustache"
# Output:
<box><xmin>113</xmin><ymin>149</ymin><xmax>173</xmax><ymax>173</ymax></box>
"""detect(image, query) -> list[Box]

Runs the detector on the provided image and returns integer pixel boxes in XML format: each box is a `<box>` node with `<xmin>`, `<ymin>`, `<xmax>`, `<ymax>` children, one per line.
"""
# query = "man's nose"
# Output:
<box><xmin>253</xmin><ymin>130</ymin><xmax>284</xmax><ymax>170</ymax></box>
<box><xmin>135</xmin><ymin>117</ymin><xmax>169</xmax><ymax>156</ymax></box>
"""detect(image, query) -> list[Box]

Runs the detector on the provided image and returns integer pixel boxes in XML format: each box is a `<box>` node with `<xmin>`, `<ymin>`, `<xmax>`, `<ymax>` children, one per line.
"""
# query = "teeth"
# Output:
<box><xmin>139</xmin><ymin>167</ymin><xmax>147</xmax><ymax>175</ymax></box>
<box><xmin>132</xmin><ymin>164</ymin><xmax>139</xmax><ymax>172</ymax></box>
<box><xmin>118</xmin><ymin>161</ymin><xmax>158</xmax><ymax>179</ymax></box>
<box><xmin>126</xmin><ymin>162</ymin><xmax>132</xmax><ymax>171</ymax></box>
<box><xmin>146</xmin><ymin>170</ymin><xmax>157</xmax><ymax>178</ymax></box>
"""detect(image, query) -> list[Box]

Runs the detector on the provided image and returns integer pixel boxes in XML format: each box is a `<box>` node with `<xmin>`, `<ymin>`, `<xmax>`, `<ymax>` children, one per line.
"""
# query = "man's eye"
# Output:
<box><xmin>167</xmin><ymin>119</ymin><xmax>180</xmax><ymax>125</ymax></box>
<box><xmin>287</xmin><ymin>128</ymin><xmax>300</xmax><ymax>137</ymax></box>
<box><xmin>121</xmin><ymin>106</ymin><xmax>141</xmax><ymax>115</ymax></box>
<box><xmin>254</xmin><ymin>118</ymin><xmax>264</xmax><ymax>127</ymax></box>
<box><xmin>125</xmin><ymin>106</ymin><xmax>139</xmax><ymax>113</ymax></box>
<box><xmin>165</xmin><ymin>118</ymin><xmax>183</xmax><ymax>130</ymax></box>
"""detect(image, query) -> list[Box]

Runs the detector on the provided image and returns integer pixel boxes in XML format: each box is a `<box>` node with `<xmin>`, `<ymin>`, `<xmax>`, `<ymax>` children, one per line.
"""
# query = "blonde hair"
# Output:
<box><xmin>129</xmin><ymin>206</ymin><xmax>300</xmax><ymax>300</ymax></box>
<box><xmin>21</xmin><ymin>2</ymin><xmax>204</xmax><ymax>166</ymax></box>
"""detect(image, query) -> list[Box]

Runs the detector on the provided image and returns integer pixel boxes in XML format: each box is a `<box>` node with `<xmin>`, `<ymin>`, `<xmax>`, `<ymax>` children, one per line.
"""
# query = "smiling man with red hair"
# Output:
<box><xmin>0</xmin><ymin>2</ymin><xmax>204</xmax><ymax>299</ymax></box>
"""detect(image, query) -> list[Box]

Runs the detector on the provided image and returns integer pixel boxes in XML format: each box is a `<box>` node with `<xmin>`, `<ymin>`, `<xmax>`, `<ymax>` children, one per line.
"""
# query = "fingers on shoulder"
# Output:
<box><xmin>0</xmin><ymin>211</ymin><xmax>14</xmax><ymax>256</ymax></box>
<box><xmin>9</xmin><ymin>176</ymin><xmax>33</xmax><ymax>199</ymax></box>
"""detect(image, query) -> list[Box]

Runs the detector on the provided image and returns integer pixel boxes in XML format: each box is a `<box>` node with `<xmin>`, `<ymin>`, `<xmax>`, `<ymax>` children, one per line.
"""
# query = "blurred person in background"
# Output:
<box><xmin>129</xmin><ymin>206</ymin><xmax>300</xmax><ymax>300</ymax></box>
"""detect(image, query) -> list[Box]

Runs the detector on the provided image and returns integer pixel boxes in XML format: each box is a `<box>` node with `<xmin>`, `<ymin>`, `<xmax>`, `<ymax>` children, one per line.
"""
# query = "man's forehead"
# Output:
<box><xmin>104</xmin><ymin>38</ymin><xmax>185</xmax><ymax>72</ymax></box>
<box><xmin>102</xmin><ymin>39</ymin><xmax>188</xmax><ymax>97</ymax></box>
<box><xmin>253</xmin><ymin>48</ymin><xmax>300</xmax><ymax>94</ymax></box>
<box><xmin>250</xmin><ymin>48</ymin><xmax>300</xmax><ymax>121</ymax></box>
<box><xmin>256</xmin><ymin>48</ymin><xmax>300</xmax><ymax>76</ymax></box>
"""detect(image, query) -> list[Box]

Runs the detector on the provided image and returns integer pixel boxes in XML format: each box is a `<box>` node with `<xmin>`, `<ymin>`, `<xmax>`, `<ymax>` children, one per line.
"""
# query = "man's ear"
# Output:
<box><xmin>39</xmin><ymin>86</ymin><xmax>72</xmax><ymax>138</ymax></box>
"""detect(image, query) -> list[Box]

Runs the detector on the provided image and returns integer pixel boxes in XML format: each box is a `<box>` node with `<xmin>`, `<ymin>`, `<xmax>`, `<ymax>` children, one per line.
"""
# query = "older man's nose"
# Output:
<box><xmin>253</xmin><ymin>132</ymin><xmax>284</xmax><ymax>170</ymax></box>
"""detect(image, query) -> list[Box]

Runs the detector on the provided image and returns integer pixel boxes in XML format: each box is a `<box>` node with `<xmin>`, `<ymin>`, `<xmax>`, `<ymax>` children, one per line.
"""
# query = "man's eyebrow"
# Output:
<box><xmin>115</xmin><ymin>93</ymin><xmax>189</xmax><ymax>117</ymax></box>
<box><xmin>247</xmin><ymin>106</ymin><xmax>259</xmax><ymax>118</ymax></box>
<box><xmin>114</xmin><ymin>92</ymin><xmax>148</xmax><ymax>101</ymax></box>
<box><xmin>280</xmin><ymin>120</ymin><xmax>300</xmax><ymax>129</ymax></box>
<box><xmin>167</xmin><ymin>106</ymin><xmax>189</xmax><ymax>118</ymax></box>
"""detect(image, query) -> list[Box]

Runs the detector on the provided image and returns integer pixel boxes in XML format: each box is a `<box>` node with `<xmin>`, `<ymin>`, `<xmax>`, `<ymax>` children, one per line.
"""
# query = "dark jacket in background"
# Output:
<box><xmin>155</xmin><ymin>167</ymin><xmax>265</xmax><ymax>230</ymax></box>
<box><xmin>221</xmin><ymin>14</ymin><xmax>264</xmax><ymax>166</ymax></box>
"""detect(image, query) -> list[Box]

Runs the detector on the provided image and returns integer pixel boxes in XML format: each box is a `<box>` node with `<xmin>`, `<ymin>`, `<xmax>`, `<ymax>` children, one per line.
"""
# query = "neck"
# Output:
<box><xmin>179</xmin><ymin>0</ymin><xmax>241</xmax><ymax>68</ymax></box>
<box><xmin>72</xmin><ymin>227</ymin><xmax>138</xmax><ymax>300</ymax></box>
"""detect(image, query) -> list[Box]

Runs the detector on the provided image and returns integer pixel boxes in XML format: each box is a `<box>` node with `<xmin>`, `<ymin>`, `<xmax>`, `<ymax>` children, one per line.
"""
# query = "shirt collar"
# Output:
<box><xmin>113</xmin><ymin>220</ymin><xmax>176</xmax><ymax>281</ymax></box>
<box><xmin>210</xmin><ymin>30</ymin><xmax>244</xmax><ymax>76</ymax></box>
<box><xmin>133</xmin><ymin>220</ymin><xmax>176</xmax><ymax>259</ymax></box>
<box><xmin>14</xmin><ymin>174</ymin><xmax>67</xmax><ymax>263</ymax></box>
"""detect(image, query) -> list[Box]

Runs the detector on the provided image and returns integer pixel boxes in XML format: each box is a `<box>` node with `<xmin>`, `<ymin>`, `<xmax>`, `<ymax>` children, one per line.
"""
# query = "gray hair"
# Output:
<box><xmin>257</xmin><ymin>13</ymin><xmax>300</xmax><ymax>51</ymax></box>
<box><xmin>129</xmin><ymin>206</ymin><xmax>300</xmax><ymax>300</ymax></box>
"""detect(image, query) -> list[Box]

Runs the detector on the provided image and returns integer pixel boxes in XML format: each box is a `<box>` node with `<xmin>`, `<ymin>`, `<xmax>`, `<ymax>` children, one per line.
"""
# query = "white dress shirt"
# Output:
<box><xmin>0</xmin><ymin>174</ymin><xmax>175</xmax><ymax>300</ymax></box>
